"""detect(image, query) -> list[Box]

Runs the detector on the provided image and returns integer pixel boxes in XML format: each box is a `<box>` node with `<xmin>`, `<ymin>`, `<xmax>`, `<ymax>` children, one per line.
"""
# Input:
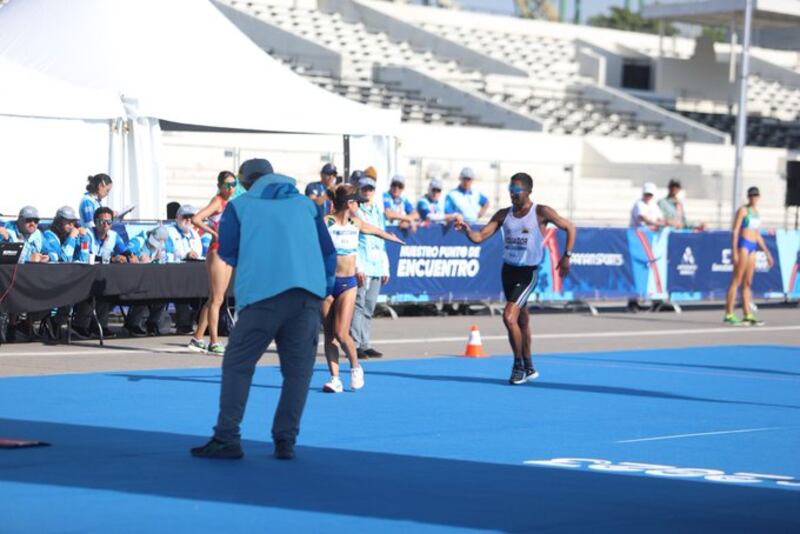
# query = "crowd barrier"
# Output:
<box><xmin>383</xmin><ymin>225</ymin><xmax>800</xmax><ymax>304</ymax></box>
<box><xmin>4</xmin><ymin>219</ymin><xmax>799</xmax><ymax>305</ymax></box>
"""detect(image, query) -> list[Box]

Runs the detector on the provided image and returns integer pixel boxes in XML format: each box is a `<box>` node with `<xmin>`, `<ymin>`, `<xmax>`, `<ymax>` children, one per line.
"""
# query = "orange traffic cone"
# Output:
<box><xmin>463</xmin><ymin>324</ymin><xmax>486</xmax><ymax>357</ymax></box>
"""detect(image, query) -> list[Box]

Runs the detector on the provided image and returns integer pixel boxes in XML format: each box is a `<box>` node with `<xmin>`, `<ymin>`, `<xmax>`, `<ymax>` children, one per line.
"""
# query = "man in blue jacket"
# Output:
<box><xmin>192</xmin><ymin>158</ymin><xmax>336</xmax><ymax>461</ymax></box>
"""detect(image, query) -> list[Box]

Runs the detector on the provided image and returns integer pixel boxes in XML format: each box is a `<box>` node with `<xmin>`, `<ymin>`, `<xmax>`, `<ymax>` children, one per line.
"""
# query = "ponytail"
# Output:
<box><xmin>86</xmin><ymin>173</ymin><xmax>112</xmax><ymax>194</ymax></box>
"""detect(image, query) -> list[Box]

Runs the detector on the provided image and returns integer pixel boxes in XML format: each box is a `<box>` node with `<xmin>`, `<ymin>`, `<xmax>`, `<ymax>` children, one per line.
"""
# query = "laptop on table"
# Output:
<box><xmin>0</xmin><ymin>242</ymin><xmax>24</xmax><ymax>264</ymax></box>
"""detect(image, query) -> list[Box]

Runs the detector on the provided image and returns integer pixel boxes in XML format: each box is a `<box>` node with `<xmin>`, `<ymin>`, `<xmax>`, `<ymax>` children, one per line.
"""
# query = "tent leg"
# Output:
<box><xmin>732</xmin><ymin>0</ymin><xmax>754</xmax><ymax>223</ymax></box>
<box><xmin>343</xmin><ymin>134</ymin><xmax>350</xmax><ymax>182</ymax></box>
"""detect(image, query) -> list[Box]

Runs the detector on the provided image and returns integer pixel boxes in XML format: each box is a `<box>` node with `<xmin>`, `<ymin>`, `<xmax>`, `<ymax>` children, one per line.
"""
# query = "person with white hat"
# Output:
<box><xmin>168</xmin><ymin>204</ymin><xmax>205</xmax><ymax>261</ymax></box>
<box><xmin>124</xmin><ymin>225</ymin><xmax>175</xmax><ymax>336</ymax></box>
<box><xmin>629</xmin><ymin>182</ymin><xmax>665</xmax><ymax>230</ymax></box>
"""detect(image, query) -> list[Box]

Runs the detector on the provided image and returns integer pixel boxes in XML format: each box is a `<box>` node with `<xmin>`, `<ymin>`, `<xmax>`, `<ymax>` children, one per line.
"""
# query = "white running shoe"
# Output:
<box><xmin>350</xmin><ymin>366</ymin><xmax>365</xmax><ymax>391</ymax></box>
<box><xmin>323</xmin><ymin>375</ymin><xmax>344</xmax><ymax>393</ymax></box>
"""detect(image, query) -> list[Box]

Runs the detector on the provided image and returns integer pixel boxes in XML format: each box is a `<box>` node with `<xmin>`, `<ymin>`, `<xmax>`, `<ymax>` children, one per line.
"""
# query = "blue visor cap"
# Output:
<box><xmin>509</xmin><ymin>184</ymin><xmax>528</xmax><ymax>194</ymax></box>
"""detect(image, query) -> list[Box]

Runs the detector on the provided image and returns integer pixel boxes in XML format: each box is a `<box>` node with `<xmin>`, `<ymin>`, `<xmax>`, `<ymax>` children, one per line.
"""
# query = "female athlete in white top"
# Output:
<box><xmin>322</xmin><ymin>184</ymin><xmax>404</xmax><ymax>393</ymax></box>
<box><xmin>457</xmin><ymin>172</ymin><xmax>576</xmax><ymax>385</ymax></box>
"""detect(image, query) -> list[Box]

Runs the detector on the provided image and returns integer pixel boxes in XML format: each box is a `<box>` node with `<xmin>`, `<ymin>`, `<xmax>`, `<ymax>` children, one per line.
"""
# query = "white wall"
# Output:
<box><xmin>0</xmin><ymin>116</ymin><xmax>111</xmax><ymax>219</ymax></box>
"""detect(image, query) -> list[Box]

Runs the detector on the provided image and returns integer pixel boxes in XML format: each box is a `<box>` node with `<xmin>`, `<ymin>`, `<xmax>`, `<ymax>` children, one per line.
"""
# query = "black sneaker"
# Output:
<box><xmin>357</xmin><ymin>349</ymin><xmax>370</xmax><ymax>360</ymax></box>
<box><xmin>364</xmin><ymin>348</ymin><xmax>383</xmax><ymax>358</ymax></box>
<box><xmin>509</xmin><ymin>366</ymin><xmax>526</xmax><ymax>385</ymax></box>
<box><xmin>525</xmin><ymin>368</ymin><xmax>540</xmax><ymax>382</ymax></box>
<box><xmin>190</xmin><ymin>437</ymin><xmax>244</xmax><ymax>459</ymax></box>
<box><xmin>273</xmin><ymin>440</ymin><xmax>295</xmax><ymax>460</ymax></box>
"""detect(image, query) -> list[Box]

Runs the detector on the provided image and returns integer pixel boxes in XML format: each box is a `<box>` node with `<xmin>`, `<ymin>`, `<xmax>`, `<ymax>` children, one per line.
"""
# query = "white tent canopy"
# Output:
<box><xmin>0</xmin><ymin>0</ymin><xmax>398</xmax><ymax>218</ymax></box>
<box><xmin>0</xmin><ymin>0</ymin><xmax>398</xmax><ymax>135</ymax></box>
<box><xmin>0</xmin><ymin>57</ymin><xmax>124</xmax><ymax>120</ymax></box>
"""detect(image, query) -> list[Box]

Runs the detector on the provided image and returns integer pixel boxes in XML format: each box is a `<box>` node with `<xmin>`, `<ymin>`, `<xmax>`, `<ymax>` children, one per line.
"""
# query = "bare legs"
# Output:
<box><xmin>322</xmin><ymin>289</ymin><xmax>360</xmax><ymax>377</ymax></box>
<box><xmin>503</xmin><ymin>302</ymin><xmax>532</xmax><ymax>367</ymax></box>
<box><xmin>725</xmin><ymin>248</ymin><xmax>757</xmax><ymax>316</ymax></box>
<box><xmin>193</xmin><ymin>250</ymin><xmax>233</xmax><ymax>344</ymax></box>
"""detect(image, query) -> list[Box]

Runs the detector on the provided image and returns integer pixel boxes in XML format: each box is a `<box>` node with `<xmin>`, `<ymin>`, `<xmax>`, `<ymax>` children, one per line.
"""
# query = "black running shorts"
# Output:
<box><xmin>501</xmin><ymin>263</ymin><xmax>539</xmax><ymax>306</ymax></box>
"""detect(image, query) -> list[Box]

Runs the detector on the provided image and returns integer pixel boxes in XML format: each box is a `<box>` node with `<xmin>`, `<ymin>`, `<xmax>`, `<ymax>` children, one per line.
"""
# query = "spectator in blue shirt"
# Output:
<box><xmin>126</xmin><ymin>225</ymin><xmax>175</xmax><ymax>264</ymax></box>
<box><xmin>417</xmin><ymin>178</ymin><xmax>464</xmax><ymax>226</ymax></box>
<box><xmin>383</xmin><ymin>175</ymin><xmax>419</xmax><ymax>231</ymax></box>
<box><xmin>79</xmin><ymin>174</ymin><xmax>113</xmax><ymax>228</ymax></box>
<box><xmin>191</xmin><ymin>158</ymin><xmax>336</xmax><ymax>461</ymax></box>
<box><xmin>305</xmin><ymin>162</ymin><xmax>338</xmax><ymax>214</ymax></box>
<box><xmin>125</xmin><ymin>225</ymin><xmax>174</xmax><ymax>336</ymax></box>
<box><xmin>352</xmin><ymin>176</ymin><xmax>391</xmax><ymax>360</ymax></box>
<box><xmin>445</xmin><ymin>167</ymin><xmax>489</xmax><ymax>223</ymax></box>
<box><xmin>41</xmin><ymin>206</ymin><xmax>90</xmax><ymax>263</ymax></box>
<box><xmin>85</xmin><ymin>207</ymin><xmax>128</xmax><ymax>262</ymax></box>
<box><xmin>169</xmin><ymin>204</ymin><xmax>206</xmax><ymax>334</ymax></box>
<box><xmin>168</xmin><ymin>204</ymin><xmax>205</xmax><ymax>261</ymax></box>
<box><xmin>72</xmin><ymin>207</ymin><xmax>129</xmax><ymax>339</ymax></box>
<box><xmin>0</xmin><ymin>206</ymin><xmax>48</xmax><ymax>263</ymax></box>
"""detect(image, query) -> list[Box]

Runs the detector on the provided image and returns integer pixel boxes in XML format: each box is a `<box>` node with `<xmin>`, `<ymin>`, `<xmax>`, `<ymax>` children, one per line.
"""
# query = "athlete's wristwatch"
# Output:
<box><xmin>564</xmin><ymin>250</ymin><xmax>572</xmax><ymax>258</ymax></box>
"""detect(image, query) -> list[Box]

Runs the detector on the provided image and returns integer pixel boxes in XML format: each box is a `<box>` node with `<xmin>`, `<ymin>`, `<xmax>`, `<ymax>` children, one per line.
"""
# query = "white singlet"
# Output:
<box><xmin>326</xmin><ymin>216</ymin><xmax>360</xmax><ymax>256</ymax></box>
<box><xmin>501</xmin><ymin>204</ymin><xmax>545</xmax><ymax>267</ymax></box>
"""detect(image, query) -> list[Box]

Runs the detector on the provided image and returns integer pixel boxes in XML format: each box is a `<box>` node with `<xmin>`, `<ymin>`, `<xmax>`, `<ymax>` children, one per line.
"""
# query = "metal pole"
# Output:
<box><xmin>343</xmin><ymin>134</ymin><xmax>350</xmax><ymax>181</ymax></box>
<box><xmin>732</xmin><ymin>0</ymin><xmax>753</xmax><ymax>222</ymax></box>
<box><xmin>565</xmin><ymin>165</ymin><xmax>575</xmax><ymax>219</ymax></box>
<box><xmin>573</xmin><ymin>0</ymin><xmax>581</xmax><ymax>24</ymax></box>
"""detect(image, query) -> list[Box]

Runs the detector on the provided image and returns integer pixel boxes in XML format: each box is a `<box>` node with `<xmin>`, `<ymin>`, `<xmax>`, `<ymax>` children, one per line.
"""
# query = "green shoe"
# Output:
<box><xmin>187</xmin><ymin>337</ymin><xmax>207</xmax><ymax>353</ymax></box>
<box><xmin>723</xmin><ymin>314</ymin><xmax>743</xmax><ymax>326</ymax></box>
<box><xmin>744</xmin><ymin>314</ymin><xmax>765</xmax><ymax>326</ymax></box>
<box><xmin>207</xmin><ymin>342</ymin><xmax>225</xmax><ymax>356</ymax></box>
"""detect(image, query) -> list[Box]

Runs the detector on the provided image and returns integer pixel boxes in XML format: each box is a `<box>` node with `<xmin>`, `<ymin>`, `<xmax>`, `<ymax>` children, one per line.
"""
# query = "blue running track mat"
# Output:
<box><xmin>1</xmin><ymin>344</ymin><xmax>799</xmax><ymax>532</ymax></box>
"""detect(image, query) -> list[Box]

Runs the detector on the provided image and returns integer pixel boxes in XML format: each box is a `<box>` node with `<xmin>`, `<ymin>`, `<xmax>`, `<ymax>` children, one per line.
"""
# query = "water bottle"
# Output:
<box><xmin>80</xmin><ymin>237</ymin><xmax>90</xmax><ymax>263</ymax></box>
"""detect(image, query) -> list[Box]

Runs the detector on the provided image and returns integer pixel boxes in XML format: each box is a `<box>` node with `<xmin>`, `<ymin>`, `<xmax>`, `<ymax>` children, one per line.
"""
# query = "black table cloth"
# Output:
<box><xmin>0</xmin><ymin>263</ymin><xmax>212</xmax><ymax>314</ymax></box>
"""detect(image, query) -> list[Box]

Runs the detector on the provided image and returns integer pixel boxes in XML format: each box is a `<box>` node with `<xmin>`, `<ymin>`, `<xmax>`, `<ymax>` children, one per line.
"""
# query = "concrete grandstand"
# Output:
<box><xmin>159</xmin><ymin>0</ymin><xmax>797</xmax><ymax>228</ymax></box>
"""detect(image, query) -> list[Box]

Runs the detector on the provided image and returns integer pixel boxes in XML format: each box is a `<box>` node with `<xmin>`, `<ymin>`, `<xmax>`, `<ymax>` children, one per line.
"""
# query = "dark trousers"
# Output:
<box><xmin>174</xmin><ymin>301</ymin><xmax>201</xmax><ymax>332</ymax></box>
<box><xmin>126</xmin><ymin>303</ymin><xmax>169</xmax><ymax>334</ymax></box>
<box><xmin>74</xmin><ymin>299</ymin><xmax>110</xmax><ymax>333</ymax></box>
<box><xmin>213</xmin><ymin>289</ymin><xmax>322</xmax><ymax>446</ymax></box>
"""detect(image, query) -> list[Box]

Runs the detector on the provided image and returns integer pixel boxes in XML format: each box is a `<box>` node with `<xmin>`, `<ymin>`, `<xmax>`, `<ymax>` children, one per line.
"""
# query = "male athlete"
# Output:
<box><xmin>456</xmin><ymin>172</ymin><xmax>576</xmax><ymax>384</ymax></box>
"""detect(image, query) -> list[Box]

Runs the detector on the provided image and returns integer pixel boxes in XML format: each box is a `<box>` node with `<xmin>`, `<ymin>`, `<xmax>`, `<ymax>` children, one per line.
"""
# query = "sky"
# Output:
<box><xmin>453</xmin><ymin>0</ymin><xmax>635</xmax><ymax>23</ymax></box>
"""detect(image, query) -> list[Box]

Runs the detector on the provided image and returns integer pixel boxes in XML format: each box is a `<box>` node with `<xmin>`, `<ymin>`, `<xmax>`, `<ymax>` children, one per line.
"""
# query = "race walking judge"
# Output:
<box><xmin>192</xmin><ymin>158</ymin><xmax>336</xmax><ymax>461</ymax></box>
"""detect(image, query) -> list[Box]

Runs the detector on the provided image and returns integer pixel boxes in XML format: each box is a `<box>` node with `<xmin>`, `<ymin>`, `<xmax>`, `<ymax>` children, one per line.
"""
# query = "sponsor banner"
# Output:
<box><xmin>537</xmin><ymin>227</ymin><xmax>636</xmax><ymax>300</ymax></box>
<box><xmin>383</xmin><ymin>225</ymin><xmax>503</xmax><ymax>302</ymax></box>
<box><xmin>775</xmin><ymin>230</ymin><xmax>800</xmax><ymax>298</ymax></box>
<box><xmin>628</xmin><ymin>227</ymin><xmax>669</xmax><ymax>300</ymax></box>
<box><xmin>667</xmin><ymin>231</ymin><xmax>783</xmax><ymax>300</ymax></box>
<box><xmin>383</xmin><ymin>225</ymin><xmax>639</xmax><ymax>303</ymax></box>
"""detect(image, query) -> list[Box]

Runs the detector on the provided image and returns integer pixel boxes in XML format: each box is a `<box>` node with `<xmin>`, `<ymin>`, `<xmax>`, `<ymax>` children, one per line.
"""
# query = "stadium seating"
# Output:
<box><xmin>165</xmin><ymin>0</ymin><xmax>792</xmax><ymax>229</ymax></box>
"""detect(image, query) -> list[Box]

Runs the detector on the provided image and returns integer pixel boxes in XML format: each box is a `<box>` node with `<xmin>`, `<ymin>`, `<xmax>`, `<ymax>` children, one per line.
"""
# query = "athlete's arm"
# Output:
<box><xmin>355</xmin><ymin>218</ymin><xmax>405</xmax><ymax>245</ymax></box>
<box><xmin>191</xmin><ymin>196</ymin><xmax>223</xmax><ymax>240</ymax></box>
<box><xmin>457</xmin><ymin>208</ymin><xmax>507</xmax><ymax>243</ymax></box>
<box><xmin>539</xmin><ymin>204</ymin><xmax>576</xmax><ymax>276</ymax></box>
<box><xmin>731</xmin><ymin>206</ymin><xmax>746</xmax><ymax>264</ymax></box>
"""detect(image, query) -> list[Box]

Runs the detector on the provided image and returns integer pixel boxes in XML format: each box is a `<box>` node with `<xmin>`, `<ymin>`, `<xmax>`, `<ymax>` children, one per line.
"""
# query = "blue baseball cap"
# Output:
<box><xmin>349</xmin><ymin>170</ymin><xmax>364</xmax><ymax>184</ymax></box>
<box><xmin>321</xmin><ymin>163</ymin><xmax>337</xmax><ymax>175</ymax></box>
<box><xmin>238</xmin><ymin>158</ymin><xmax>274</xmax><ymax>189</ymax></box>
